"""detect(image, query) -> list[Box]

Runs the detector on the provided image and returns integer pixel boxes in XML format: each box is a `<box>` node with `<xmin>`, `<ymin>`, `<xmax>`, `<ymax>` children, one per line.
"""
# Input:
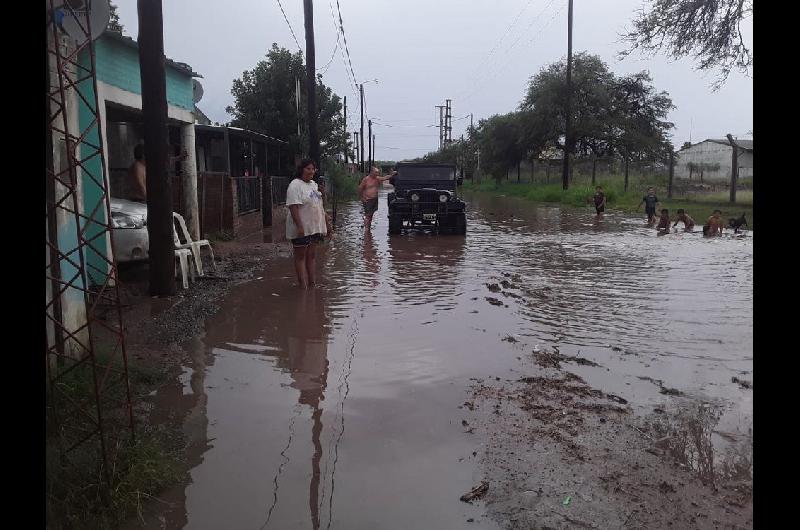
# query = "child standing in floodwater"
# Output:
<box><xmin>593</xmin><ymin>186</ymin><xmax>606</xmax><ymax>218</ymax></box>
<box><xmin>638</xmin><ymin>187</ymin><xmax>660</xmax><ymax>225</ymax></box>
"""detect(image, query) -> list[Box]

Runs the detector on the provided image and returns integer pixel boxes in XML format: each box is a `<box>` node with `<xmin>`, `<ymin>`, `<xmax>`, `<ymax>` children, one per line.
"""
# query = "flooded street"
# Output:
<box><xmin>136</xmin><ymin>190</ymin><xmax>752</xmax><ymax>529</ymax></box>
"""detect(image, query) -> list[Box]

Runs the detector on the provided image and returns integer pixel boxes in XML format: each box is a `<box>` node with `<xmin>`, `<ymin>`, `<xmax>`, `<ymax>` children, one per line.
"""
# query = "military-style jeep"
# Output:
<box><xmin>387</xmin><ymin>163</ymin><xmax>466</xmax><ymax>235</ymax></box>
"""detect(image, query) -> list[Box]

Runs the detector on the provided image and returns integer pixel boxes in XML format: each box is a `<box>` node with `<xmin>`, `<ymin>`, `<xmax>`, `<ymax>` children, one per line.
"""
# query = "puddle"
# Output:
<box><xmin>133</xmin><ymin>190</ymin><xmax>751</xmax><ymax>528</ymax></box>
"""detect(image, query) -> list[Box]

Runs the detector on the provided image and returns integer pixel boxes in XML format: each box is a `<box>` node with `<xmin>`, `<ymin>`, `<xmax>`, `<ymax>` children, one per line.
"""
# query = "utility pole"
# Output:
<box><xmin>667</xmin><ymin>149</ymin><xmax>674</xmax><ymax>199</ymax></box>
<box><xmin>470</xmin><ymin>113</ymin><xmax>474</xmax><ymax>134</ymax></box>
<box><xmin>303</xmin><ymin>0</ymin><xmax>319</xmax><ymax>168</ymax></box>
<box><xmin>445</xmin><ymin>99</ymin><xmax>452</xmax><ymax>144</ymax></box>
<box><xmin>476</xmin><ymin>149</ymin><xmax>481</xmax><ymax>183</ymax></box>
<box><xmin>561</xmin><ymin>0</ymin><xmax>574</xmax><ymax>190</ymax></box>
<box><xmin>343</xmin><ymin>96</ymin><xmax>347</xmax><ymax>164</ymax></box>
<box><xmin>372</xmin><ymin>133</ymin><xmax>376</xmax><ymax>166</ymax></box>
<box><xmin>726</xmin><ymin>134</ymin><xmax>739</xmax><ymax>203</ymax></box>
<box><xmin>354</xmin><ymin>131</ymin><xmax>359</xmax><ymax>168</ymax></box>
<box><xmin>360</xmin><ymin>84</ymin><xmax>365</xmax><ymax>172</ymax></box>
<box><xmin>138</xmin><ymin>0</ymin><xmax>174</xmax><ymax>296</ymax></box>
<box><xmin>368</xmin><ymin>119</ymin><xmax>372</xmax><ymax>170</ymax></box>
<box><xmin>436</xmin><ymin>104</ymin><xmax>446</xmax><ymax>149</ymax></box>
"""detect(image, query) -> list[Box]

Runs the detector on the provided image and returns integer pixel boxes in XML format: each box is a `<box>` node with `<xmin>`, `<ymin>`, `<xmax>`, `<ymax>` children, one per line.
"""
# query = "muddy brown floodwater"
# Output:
<box><xmin>129</xmin><ymin>190</ymin><xmax>752</xmax><ymax>529</ymax></box>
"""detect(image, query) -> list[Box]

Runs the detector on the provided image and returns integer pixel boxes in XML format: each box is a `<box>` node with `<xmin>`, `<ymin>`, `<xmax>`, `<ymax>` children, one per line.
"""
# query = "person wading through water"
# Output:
<box><xmin>358</xmin><ymin>166</ymin><xmax>395</xmax><ymax>233</ymax></box>
<box><xmin>286</xmin><ymin>159</ymin><xmax>332</xmax><ymax>289</ymax></box>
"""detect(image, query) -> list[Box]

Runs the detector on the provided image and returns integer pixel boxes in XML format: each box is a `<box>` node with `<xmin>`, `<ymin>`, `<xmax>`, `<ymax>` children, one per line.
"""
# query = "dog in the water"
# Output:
<box><xmin>728</xmin><ymin>213</ymin><xmax>748</xmax><ymax>233</ymax></box>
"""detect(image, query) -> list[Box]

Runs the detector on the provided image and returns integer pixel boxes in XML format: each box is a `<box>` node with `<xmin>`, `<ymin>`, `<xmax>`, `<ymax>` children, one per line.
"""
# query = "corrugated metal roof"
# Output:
<box><xmin>194</xmin><ymin>124</ymin><xmax>289</xmax><ymax>144</ymax></box>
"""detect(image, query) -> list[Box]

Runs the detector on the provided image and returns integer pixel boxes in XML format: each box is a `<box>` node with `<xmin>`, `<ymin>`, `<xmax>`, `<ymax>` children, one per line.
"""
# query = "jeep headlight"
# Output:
<box><xmin>439</xmin><ymin>194</ymin><xmax>448</xmax><ymax>202</ymax></box>
<box><xmin>411</xmin><ymin>193</ymin><xmax>420</xmax><ymax>202</ymax></box>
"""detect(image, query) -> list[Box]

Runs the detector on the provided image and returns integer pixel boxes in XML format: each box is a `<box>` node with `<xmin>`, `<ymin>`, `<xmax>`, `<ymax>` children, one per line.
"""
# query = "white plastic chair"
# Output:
<box><xmin>174</xmin><ymin>248</ymin><xmax>194</xmax><ymax>289</ymax></box>
<box><xmin>173</xmin><ymin>212</ymin><xmax>216</xmax><ymax>277</ymax></box>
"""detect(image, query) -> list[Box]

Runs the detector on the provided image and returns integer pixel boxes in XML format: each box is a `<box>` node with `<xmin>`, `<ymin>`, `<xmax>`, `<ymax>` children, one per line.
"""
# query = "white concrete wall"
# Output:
<box><xmin>675</xmin><ymin>140</ymin><xmax>754</xmax><ymax>181</ymax></box>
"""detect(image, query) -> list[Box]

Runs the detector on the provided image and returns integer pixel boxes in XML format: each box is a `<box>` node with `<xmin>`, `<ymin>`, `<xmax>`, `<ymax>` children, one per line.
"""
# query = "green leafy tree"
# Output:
<box><xmin>611</xmin><ymin>71</ymin><xmax>675</xmax><ymax>162</ymax></box>
<box><xmin>108</xmin><ymin>3</ymin><xmax>124</xmax><ymax>34</ymax></box>
<box><xmin>520</xmin><ymin>54</ymin><xmax>674</xmax><ymax>163</ymax></box>
<box><xmin>474</xmin><ymin>113</ymin><xmax>527</xmax><ymax>184</ymax></box>
<box><xmin>226</xmin><ymin>44</ymin><xmax>350</xmax><ymax>164</ymax></box>
<box><xmin>520</xmin><ymin>54</ymin><xmax>617</xmax><ymax>158</ymax></box>
<box><xmin>620</xmin><ymin>0</ymin><xmax>753</xmax><ymax>89</ymax></box>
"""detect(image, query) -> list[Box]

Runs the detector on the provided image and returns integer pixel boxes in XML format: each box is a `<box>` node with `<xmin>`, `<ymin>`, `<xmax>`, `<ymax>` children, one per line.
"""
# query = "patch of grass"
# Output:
<box><xmin>46</xmin><ymin>353</ymin><xmax>184</xmax><ymax>529</ymax></box>
<box><xmin>47</xmin><ymin>430</ymin><xmax>182</xmax><ymax>529</ymax></box>
<box><xmin>463</xmin><ymin>177</ymin><xmax>755</xmax><ymax>228</ymax></box>
<box><xmin>327</xmin><ymin>163</ymin><xmax>360</xmax><ymax>201</ymax></box>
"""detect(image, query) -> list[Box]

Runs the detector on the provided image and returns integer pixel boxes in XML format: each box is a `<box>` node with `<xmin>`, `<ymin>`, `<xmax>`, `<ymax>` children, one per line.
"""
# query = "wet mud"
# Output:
<box><xmin>121</xmin><ymin>191</ymin><xmax>752</xmax><ymax>529</ymax></box>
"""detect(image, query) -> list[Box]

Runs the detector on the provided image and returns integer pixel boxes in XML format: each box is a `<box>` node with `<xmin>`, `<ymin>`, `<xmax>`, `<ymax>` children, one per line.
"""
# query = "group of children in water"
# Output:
<box><xmin>592</xmin><ymin>185</ymin><xmax>730</xmax><ymax>236</ymax></box>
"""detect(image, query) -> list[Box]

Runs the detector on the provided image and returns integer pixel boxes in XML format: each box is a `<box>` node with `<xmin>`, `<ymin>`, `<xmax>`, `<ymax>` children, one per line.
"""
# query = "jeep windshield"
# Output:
<box><xmin>397</xmin><ymin>167</ymin><xmax>456</xmax><ymax>180</ymax></box>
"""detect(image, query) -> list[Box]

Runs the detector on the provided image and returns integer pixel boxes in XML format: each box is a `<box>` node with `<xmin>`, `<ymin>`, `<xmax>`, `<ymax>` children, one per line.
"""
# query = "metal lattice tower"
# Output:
<box><xmin>45</xmin><ymin>0</ymin><xmax>134</xmax><ymax>489</ymax></box>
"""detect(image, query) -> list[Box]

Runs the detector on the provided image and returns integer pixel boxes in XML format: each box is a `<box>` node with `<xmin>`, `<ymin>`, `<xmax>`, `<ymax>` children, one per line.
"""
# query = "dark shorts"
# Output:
<box><xmin>363</xmin><ymin>197</ymin><xmax>378</xmax><ymax>216</ymax></box>
<box><xmin>291</xmin><ymin>233</ymin><xmax>324</xmax><ymax>247</ymax></box>
<box><xmin>595</xmin><ymin>205</ymin><xmax>605</xmax><ymax>214</ymax></box>
<box><xmin>645</xmin><ymin>206</ymin><xmax>656</xmax><ymax>217</ymax></box>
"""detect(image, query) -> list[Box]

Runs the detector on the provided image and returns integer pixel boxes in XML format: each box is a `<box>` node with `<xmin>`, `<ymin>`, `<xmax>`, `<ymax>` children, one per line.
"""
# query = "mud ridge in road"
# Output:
<box><xmin>467</xmin><ymin>346</ymin><xmax>752</xmax><ymax>529</ymax></box>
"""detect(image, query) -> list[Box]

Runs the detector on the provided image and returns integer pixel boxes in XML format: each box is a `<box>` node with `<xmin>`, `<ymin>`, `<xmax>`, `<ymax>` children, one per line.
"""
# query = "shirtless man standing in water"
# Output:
<box><xmin>358</xmin><ymin>166</ymin><xmax>395</xmax><ymax>233</ymax></box>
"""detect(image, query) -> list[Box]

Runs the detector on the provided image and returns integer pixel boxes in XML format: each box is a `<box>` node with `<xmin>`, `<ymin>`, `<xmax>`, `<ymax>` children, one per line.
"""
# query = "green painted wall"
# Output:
<box><xmin>94</xmin><ymin>34</ymin><xmax>194</xmax><ymax>110</ymax></box>
<box><xmin>78</xmin><ymin>50</ymin><xmax>108</xmax><ymax>286</ymax></box>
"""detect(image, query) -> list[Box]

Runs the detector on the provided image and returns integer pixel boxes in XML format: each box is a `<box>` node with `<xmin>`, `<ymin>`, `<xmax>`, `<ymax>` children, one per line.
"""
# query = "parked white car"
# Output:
<box><xmin>110</xmin><ymin>198</ymin><xmax>149</xmax><ymax>263</ymax></box>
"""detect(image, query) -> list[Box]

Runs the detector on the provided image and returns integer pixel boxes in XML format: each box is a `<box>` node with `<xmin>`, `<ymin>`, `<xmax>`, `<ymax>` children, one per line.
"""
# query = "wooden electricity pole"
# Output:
<box><xmin>343</xmin><ymin>96</ymin><xmax>347</xmax><ymax>164</ymax></box>
<box><xmin>138</xmin><ymin>0</ymin><xmax>174</xmax><ymax>296</ymax></box>
<box><xmin>303</xmin><ymin>0</ymin><xmax>319</xmax><ymax>168</ymax></box>
<box><xmin>360</xmin><ymin>84</ymin><xmax>365</xmax><ymax>172</ymax></box>
<box><xmin>561</xmin><ymin>0</ymin><xmax>574</xmax><ymax>190</ymax></box>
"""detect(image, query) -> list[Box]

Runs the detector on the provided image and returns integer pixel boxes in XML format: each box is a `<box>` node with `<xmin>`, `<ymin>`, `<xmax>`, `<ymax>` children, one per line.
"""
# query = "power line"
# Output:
<box><xmin>334</xmin><ymin>0</ymin><xmax>359</xmax><ymax>92</ymax></box>
<box><xmin>317</xmin><ymin>40</ymin><xmax>339</xmax><ymax>75</ymax></box>
<box><xmin>327</xmin><ymin>0</ymin><xmax>358</xmax><ymax>101</ymax></box>
<box><xmin>461</xmin><ymin>0</ymin><xmax>564</xmax><ymax>104</ymax></box>
<box><xmin>463</xmin><ymin>0</ymin><xmax>538</xmax><ymax>90</ymax></box>
<box><xmin>274</xmin><ymin>0</ymin><xmax>302</xmax><ymax>52</ymax></box>
<box><xmin>377</xmin><ymin>145</ymin><xmax>438</xmax><ymax>150</ymax></box>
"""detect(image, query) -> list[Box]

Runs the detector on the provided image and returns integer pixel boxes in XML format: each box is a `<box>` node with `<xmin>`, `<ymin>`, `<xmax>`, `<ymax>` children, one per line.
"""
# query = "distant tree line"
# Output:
<box><xmin>415</xmin><ymin>54</ymin><xmax>675</xmax><ymax>187</ymax></box>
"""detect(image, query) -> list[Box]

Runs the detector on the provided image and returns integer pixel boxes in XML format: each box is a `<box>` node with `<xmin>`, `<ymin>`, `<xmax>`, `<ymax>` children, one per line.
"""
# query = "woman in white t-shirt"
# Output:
<box><xmin>286</xmin><ymin>159</ymin><xmax>330</xmax><ymax>288</ymax></box>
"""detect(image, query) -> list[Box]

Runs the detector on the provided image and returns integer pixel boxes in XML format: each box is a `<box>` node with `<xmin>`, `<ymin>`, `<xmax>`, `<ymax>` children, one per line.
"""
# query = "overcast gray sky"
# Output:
<box><xmin>113</xmin><ymin>0</ymin><xmax>753</xmax><ymax>161</ymax></box>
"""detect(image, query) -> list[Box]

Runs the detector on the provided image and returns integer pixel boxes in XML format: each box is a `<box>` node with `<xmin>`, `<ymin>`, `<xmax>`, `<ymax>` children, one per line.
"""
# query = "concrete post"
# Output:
<box><xmin>181</xmin><ymin>124</ymin><xmax>200</xmax><ymax>239</ymax></box>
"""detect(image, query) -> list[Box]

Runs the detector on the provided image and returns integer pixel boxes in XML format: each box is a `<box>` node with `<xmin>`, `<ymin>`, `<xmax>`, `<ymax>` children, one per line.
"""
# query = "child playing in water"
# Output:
<box><xmin>672</xmin><ymin>209</ymin><xmax>695</xmax><ymax>232</ymax></box>
<box><xmin>656</xmin><ymin>208</ymin><xmax>671</xmax><ymax>233</ymax></box>
<box><xmin>703</xmin><ymin>210</ymin><xmax>724</xmax><ymax>237</ymax></box>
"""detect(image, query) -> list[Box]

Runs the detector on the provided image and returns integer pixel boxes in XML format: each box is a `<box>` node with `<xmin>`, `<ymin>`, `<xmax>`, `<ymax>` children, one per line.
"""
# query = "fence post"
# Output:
<box><xmin>624</xmin><ymin>157</ymin><xmax>629</xmax><ymax>193</ymax></box>
<box><xmin>668</xmin><ymin>150</ymin><xmax>674</xmax><ymax>199</ymax></box>
<box><xmin>591</xmin><ymin>156</ymin><xmax>597</xmax><ymax>186</ymax></box>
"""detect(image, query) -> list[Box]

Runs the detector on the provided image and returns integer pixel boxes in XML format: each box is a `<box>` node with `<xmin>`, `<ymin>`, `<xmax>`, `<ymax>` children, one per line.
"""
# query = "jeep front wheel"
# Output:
<box><xmin>454</xmin><ymin>213</ymin><xmax>466</xmax><ymax>235</ymax></box>
<box><xmin>389</xmin><ymin>216</ymin><xmax>402</xmax><ymax>235</ymax></box>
